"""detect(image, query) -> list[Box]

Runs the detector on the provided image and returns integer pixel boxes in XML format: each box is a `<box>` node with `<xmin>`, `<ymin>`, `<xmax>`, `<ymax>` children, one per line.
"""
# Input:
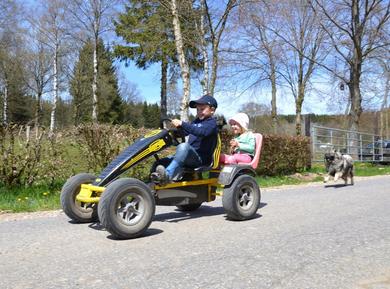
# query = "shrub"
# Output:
<box><xmin>257</xmin><ymin>135</ymin><xmax>311</xmax><ymax>176</ymax></box>
<box><xmin>220</xmin><ymin>129</ymin><xmax>311</xmax><ymax>176</ymax></box>
<box><xmin>0</xmin><ymin>125</ymin><xmax>68</xmax><ymax>187</ymax></box>
<box><xmin>73</xmin><ymin>124</ymin><xmax>152</xmax><ymax>179</ymax></box>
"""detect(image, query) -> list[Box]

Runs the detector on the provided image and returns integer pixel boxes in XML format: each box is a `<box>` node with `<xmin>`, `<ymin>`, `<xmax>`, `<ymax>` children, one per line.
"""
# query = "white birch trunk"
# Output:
<box><xmin>50</xmin><ymin>45</ymin><xmax>58</xmax><ymax>133</ymax></box>
<box><xmin>171</xmin><ymin>0</ymin><xmax>190</xmax><ymax>121</ymax></box>
<box><xmin>92</xmin><ymin>38</ymin><xmax>98</xmax><ymax>122</ymax></box>
<box><xmin>200</xmin><ymin>0</ymin><xmax>209</xmax><ymax>95</ymax></box>
<box><xmin>3</xmin><ymin>85</ymin><xmax>8</xmax><ymax>125</ymax></box>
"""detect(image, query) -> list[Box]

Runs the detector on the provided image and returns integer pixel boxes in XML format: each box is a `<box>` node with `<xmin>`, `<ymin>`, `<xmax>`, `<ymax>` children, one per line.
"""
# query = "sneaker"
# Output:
<box><xmin>151</xmin><ymin>165</ymin><xmax>170</xmax><ymax>185</ymax></box>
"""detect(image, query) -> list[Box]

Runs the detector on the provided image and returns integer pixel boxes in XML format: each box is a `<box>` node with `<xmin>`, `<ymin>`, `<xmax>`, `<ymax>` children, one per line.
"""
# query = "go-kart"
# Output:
<box><xmin>60</xmin><ymin>120</ymin><xmax>263</xmax><ymax>239</ymax></box>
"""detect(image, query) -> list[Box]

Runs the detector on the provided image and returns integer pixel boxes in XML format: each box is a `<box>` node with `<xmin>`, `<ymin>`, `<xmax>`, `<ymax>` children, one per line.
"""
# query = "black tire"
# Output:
<box><xmin>98</xmin><ymin>178</ymin><xmax>155</xmax><ymax>239</ymax></box>
<box><xmin>176</xmin><ymin>203</ymin><xmax>202</xmax><ymax>211</ymax></box>
<box><xmin>60</xmin><ymin>173</ymin><xmax>97</xmax><ymax>223</ymax></box>
<box><xmin>222</xmin><ymin>175</ymin><xmax>261</xmax><ymax>221</ymax></box>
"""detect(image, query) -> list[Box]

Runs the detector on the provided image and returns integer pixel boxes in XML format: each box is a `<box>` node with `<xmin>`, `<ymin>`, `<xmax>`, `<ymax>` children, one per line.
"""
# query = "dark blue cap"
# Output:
<box><xmin>189</xmin><ymin>95</ymin><xmax>218</xmax><ymax>108</ymax></box>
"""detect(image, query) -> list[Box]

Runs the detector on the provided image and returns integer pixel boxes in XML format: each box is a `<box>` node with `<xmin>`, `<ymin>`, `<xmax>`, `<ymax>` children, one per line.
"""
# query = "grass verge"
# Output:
<box><xmin>0</xmin><ymin>182</ymin><xmax>63</xmax><ymax>213</ymax></box>
<box><xmin>1</xmin><ymin>162</ymin><xmax>389</xmax><ymax>213</ymax></box>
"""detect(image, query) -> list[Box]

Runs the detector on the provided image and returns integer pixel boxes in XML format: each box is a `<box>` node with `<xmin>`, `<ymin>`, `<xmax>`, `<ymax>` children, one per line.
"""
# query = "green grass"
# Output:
<box><xmin>0</xmin><ymin>182</ymin><xmax>63</xmax><ymax>213</ymax></box>
<box><xmin>1</xmin><ymin>162</ymin><xmax>389</xmax><ymax>213</ymax></box>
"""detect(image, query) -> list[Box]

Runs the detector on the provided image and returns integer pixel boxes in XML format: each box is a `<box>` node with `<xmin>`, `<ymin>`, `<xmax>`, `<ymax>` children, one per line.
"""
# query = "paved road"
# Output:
<box><xmin>1</xmin><ymin>176</ymin><xmax>390</xmax><ymax>289</ymax></box>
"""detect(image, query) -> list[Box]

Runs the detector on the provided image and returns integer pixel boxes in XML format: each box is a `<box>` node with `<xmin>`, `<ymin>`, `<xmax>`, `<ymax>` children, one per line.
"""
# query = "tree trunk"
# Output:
<box><xmin>295</xmin><ymin>86</ymin><xmax>304</xmax><ymax>136</ymax></box>
<box><xmin>200</xmin><ymin>0</ymin><xmax>209</xmax><ymax>95</ymax></box>
<box><xmin>3</xmin><ymin>84</ymin><xmax>8</xmax><ymax>125</ymax></box>
<box><xmin>270</xmin><ymin>65</ymin><xmax>277</xmax><ymax>134</ymax></box>
<box><xmin>209</xmin><ymin>40</ymin><xmax>218</xmax><ymax>96</ymax></box>
<box><xmin>380</xmin><ymin>75</ymin><xmax>389</xmax><ymax>138</ymax></box>
<box><xmin>160</xmin><ymin>57</ymin><xmax>168</xmax><ymax>119</ymax></box>
<box><xmin>35</xmin><ymin>92</ymin><xmax>42</xmax><ymax>129</ymax></box>
<box><xmin>348</xmin><ymin>72</ymin><xmax>362</xmax><ymax>133</ymax></box>
<box><xmin>92</xmin><ymin>38</ymin><xmax>98</xmax><ymax>123</ymax></box>
<box><xmin>50</xmin><ymin>45</ymin><xmax>58</xmax><ymax>133</ymax></box>
<box><xmin>170</xmin><ymin>0</ymin><xmax>190</xmax><ymax>121</ymax></box>
<box><xmin>348</xmin><ymin>67</ymin><xmax>362</xmax><ymax>159</ymax></box>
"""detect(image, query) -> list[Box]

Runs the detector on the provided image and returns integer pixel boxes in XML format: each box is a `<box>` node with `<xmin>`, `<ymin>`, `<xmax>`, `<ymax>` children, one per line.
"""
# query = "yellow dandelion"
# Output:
<box><xmin>24</xmin><ymin>197</ymin><xmax>29</xmax><ymax>200</ymax></box>
<box><xmin>17</xmin><ymin>198</ymin><xmax>22</xmax><ymax>201</ymax></box>
<box><xmin>43</xmin><ymin>192</ymin><xmax>48</xmax><ymax>196</ymax></box>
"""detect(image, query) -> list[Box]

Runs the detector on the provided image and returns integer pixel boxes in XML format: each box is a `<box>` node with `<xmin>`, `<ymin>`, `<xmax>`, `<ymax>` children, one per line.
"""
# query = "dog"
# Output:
<box><xmin>324</xmin><ymin>151</ymin><xmax>354</xmax><ymax>185</ymax></box>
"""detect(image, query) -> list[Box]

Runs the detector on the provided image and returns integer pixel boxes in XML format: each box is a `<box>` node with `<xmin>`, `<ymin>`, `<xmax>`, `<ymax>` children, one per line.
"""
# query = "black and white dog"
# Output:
<box><xmin>324</xmin><ymin>151</ymin><xmax>354</xmax><ymax>185</ymax></box>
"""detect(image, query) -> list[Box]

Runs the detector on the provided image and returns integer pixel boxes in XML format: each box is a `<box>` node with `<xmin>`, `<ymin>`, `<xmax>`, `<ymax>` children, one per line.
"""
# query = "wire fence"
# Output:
<box><xmin>311</xmin><ymin>125</ymin><xmax>390</xmax><ymax>163</ymax></box>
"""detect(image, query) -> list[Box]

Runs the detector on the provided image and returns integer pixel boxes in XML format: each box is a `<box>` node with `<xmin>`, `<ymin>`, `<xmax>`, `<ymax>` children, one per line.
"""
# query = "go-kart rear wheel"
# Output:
<box><xmin>98</xmin><ymin>178</ymin><xmax>155</xmax><ymax>239</ymax></box>
<box><xmin>222</xmin><ymin>175</ymin><xmax>260</xmax><ymax>220</ymax></box>
<box><xmin>176</xmin><ymin>203</ymin><xmax>202</xmax><ymax>211</ymax></box>
<box><xmin>60</xmin><ymin>173</ymin><xmax>97</xmax><ymax>223</ymax></box>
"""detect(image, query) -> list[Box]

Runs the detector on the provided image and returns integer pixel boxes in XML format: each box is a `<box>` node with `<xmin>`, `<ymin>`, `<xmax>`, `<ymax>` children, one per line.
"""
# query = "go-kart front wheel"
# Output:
<box><xmin>98</xmin><ymin>178</ymin><xmax>155</xmax><ymax>239</ymax></box>
<box><xmin>60</xmin><ymin>173</ymin><xmax>97</xmax><ymax>223</ymax></box>
<box><xmin>222</xmin><ymin>175</ymin><xmax>260</xmax><ymax>220</ymax></box>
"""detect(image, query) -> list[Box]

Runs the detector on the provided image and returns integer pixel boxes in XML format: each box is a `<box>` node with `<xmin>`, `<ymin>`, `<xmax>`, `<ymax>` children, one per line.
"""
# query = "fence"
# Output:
<box><xmin>311</xmin><ymin>125</ymin><xmax>390</xmax><ymax>162</ymax></box>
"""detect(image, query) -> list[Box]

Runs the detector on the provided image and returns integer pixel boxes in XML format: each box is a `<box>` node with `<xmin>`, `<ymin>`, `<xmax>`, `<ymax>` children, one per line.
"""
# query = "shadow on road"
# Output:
<box><xmin>324</xmin><ymin>184</ymin><xmax>354</xmax><ymax>189</ymax></box>
<box><xmin>88</xmin><ymin>222</ymin><xmax>105</xmax><ymax>231</ymax></box>
<box><xmin>106</xmin><ymin>228</ymin><xmax>164</xmax><ymax>241</ymax></box>
<box><xmin>153</xmin><ymin>202</ymin><xmax>267</xmax><ymax>223</ymax></box>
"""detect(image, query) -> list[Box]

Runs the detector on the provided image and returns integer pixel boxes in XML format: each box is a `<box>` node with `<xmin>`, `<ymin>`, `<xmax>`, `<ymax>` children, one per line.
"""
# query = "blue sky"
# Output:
<box><xmin>118</xmin><ymin>61</ymin><xmax>334</xmax><ymax>119</ymax></box>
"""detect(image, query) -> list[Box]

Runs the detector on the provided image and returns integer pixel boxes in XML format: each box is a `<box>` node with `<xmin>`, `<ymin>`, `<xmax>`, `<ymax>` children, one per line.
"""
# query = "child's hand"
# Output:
<box><xmin>230</xmin><ymin>139</ymin><xmax>239</xmax><ymax>148</ymax></box>
<box><xmin>171</xmin><ymin>119</ymin><xmax>182</xmax><ymax>127</ymax></box>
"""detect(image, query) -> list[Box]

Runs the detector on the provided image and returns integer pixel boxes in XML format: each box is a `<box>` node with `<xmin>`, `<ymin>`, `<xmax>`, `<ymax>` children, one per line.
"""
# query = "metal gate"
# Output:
<box><xmin>311</xmin><ymin>125</ymin><xmax>390</xmax><ymax>162</ymax></box>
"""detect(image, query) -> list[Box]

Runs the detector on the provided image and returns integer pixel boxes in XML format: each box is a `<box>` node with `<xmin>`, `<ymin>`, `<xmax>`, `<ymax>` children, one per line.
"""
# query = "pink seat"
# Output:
<box><xmin>238</xmin><ymin>133</ymin><xmax>263</xmax><ymax>169</ymax></box>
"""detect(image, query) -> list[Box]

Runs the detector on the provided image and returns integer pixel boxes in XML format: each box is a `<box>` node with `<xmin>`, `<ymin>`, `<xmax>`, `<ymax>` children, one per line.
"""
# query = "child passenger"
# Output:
<box><xmin>219</xmin><ymin>112</ymin><xmax>255</xmax><ymax>164</ymax></box>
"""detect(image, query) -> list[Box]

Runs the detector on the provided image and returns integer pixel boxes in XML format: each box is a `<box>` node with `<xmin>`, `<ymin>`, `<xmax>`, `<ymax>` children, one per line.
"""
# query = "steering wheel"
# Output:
<box><xmin>161</xmin><ymin>118</ymin><xmax>186</xmax><ymax>145</ymax></box>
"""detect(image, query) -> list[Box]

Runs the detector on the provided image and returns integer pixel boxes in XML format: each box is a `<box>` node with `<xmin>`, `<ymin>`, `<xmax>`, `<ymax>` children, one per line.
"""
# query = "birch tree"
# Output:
<box><xmin>0</xmin><ymin>0</ymin><xmax>21</xmax><ymax>125</ymax></box>
<box><xmin>67</xmin><ymin>0</ymin><xmax>119</xmax><ymax>123</ymax></box>
<box><xmin>34</xmin><ymin>0</ymin><xmax>69</xmax><ymax>133</ymax></box>
<box><xmin>170</xmin><ymin>0</ymin><xmax>191</xmax><ymax>121</ymax></box>
<box><xmin>198</xmin><ymin>0</ymin><xmax>238</xmax><ymax>95</ymax></box>
<box><xmin>25</xmin><ymin>21</ymin><xmax>53</xmax><ymax>128</ymax></box>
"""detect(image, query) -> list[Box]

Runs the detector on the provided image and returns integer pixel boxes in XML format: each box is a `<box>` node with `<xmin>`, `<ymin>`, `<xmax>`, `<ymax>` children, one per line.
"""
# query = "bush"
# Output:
<box><xmin>257</xmin><ymin>135</ymin><xmax>311</xmax><ymax>175</ymax></box>
<box><xmin>0</xmin><ymin>125</ymin><xmax>68</xmax><ymax>187</ymax></box>
<box><xmin>73</xmin><ymin>124</ymin><xmax>151</xmax><ymax>179</ymax></box>
<box><xmin>220</xmin><ymin>129</ymin><xmax>311</xmax><ymax>176</ymax></box>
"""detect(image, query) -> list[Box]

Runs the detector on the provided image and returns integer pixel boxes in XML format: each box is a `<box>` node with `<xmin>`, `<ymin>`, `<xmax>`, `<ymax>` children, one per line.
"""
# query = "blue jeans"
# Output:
<box><xmin>163</xmin><ymin>143</ymin><xmax>202</xmax><ymax>179</ymax></box>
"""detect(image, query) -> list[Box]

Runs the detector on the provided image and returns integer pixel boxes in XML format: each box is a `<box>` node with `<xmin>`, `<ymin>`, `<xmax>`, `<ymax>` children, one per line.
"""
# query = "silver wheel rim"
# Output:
<box><xmin>116</xmin><ymin>192</ymin><xmax>145</xmax><ymax>226</ymax></box>
<box><xmin>237</xmin><ymin>184</ymin><xmax>254</xmax><ymax>210</ymax></box>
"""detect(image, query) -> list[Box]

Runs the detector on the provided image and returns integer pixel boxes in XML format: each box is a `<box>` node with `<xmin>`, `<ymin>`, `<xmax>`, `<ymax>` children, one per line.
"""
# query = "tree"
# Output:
<box><xmin>273</xmin><ymin>0</ymin><xmax>325</xmax><ymax>136</ymax></box>
<box><xmin>70</xmin><ymin>40</ymin><xmax>123</xmax><ymax>124</ymax></box>
<box><xmin>114</xmin><ymin>1</ymin><xmax>177</xmax><ymax>120</ymax></box>
<box><xmin>227</xmin><ymin>1</ymin><xmax>283</xmax><ymax>133</ymax></box>
<box><xmin>24</xmin><ymin>21</ymin><xmax>53</xmax><ymax>128</ymax></box>
<box><xmin>170</xmin><ymin>0</ymin><xmax>191</xmax><ymax>121</ymax></box>
<box><xmin>312</xmin><ymin>0</ymin><xmax>390</xmax><ymax>134</ymax></box>
<box><xmin>0</xmin><ymin>0</ymin><xmax>24</xmax><ymax>125</ymax></box>
<box><xmin>142</xmin><ymin>101</ymin><xmax>160</xmax><ymax>128</ymax></box>
<box><xmin>67</xmin><ymin>0</ymin><xmax>120</xmax><ymax>123</ymax></box>
<box><xmin>199</xmin><ymin>0</ymin><xmax>238</xmax><ymax>95</ymax></box>
<box><xmin>29</xmin><ymin>0</ymin><xmax>71</xmax><ymax>132</ymax></box>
